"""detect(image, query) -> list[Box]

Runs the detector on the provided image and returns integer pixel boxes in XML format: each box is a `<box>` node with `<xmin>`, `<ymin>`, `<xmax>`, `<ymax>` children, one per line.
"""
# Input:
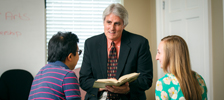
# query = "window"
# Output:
<box><xmin>46</xmin><ymin>0</ymin><xmax>123</xmax><ymax>68</ymax></box>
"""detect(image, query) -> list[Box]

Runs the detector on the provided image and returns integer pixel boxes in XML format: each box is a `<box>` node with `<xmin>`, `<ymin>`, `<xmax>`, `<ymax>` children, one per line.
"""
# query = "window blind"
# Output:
<box><xmin>46</xmin><ymin>0</ymin><xmax>122</xmax><ymax>68</ymax></box>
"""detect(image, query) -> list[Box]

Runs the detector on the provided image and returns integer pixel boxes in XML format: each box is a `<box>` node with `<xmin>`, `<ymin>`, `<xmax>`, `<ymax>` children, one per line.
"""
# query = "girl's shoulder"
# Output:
<box><xmin>157</xmin><ymin>73</ymin><xmax>180</xmax><ymax>86</ymax></box>
<box><xmin>194</xmin><ymin>72</ymin><xmax>207</xmax><ymax>88</ymax></box>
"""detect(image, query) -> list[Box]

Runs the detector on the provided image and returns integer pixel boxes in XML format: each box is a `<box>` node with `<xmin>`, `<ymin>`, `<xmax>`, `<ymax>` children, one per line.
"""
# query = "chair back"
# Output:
<box><xmin>0</xmin><ymin>69</ymin><xmax>34</xmax><ymax>100</ymax></box>
<box><xmin>73</xmin><ymin>67</ymin><xmax>86</xmax><ymax>100</ymax></box>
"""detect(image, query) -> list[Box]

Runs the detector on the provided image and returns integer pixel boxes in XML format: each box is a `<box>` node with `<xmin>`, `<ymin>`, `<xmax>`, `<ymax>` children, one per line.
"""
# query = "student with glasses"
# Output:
<box><xmin>28</xmin><ymin>31</ymin><xmax>81</xmax><ymax>100</ymax></box>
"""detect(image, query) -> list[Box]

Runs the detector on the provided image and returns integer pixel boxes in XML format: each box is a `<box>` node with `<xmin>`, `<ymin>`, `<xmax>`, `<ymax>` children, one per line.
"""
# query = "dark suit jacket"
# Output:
<box><xmin>79</xmin><ymin>30</ymin><xmax>153</xmax><ymax>100</ymax></box>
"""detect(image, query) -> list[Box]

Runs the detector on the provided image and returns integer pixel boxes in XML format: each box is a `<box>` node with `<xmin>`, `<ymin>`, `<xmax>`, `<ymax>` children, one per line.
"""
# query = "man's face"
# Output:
<box><xmin>70</xmin><ymin>46</ymin><xmax>79</xmax><ymax>70</ymax></box>
<box><xmin>104</xmin><ymin>13</ymin><xmax>125</xmax><ymax>41</ymax></box>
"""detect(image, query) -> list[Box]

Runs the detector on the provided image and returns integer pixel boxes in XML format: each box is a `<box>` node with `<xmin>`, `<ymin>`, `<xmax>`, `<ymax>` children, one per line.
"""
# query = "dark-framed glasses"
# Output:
<box><xmin>77</xmin><ymin>50</ymin><xmax>82</xmax><ymax>55</ymax></box>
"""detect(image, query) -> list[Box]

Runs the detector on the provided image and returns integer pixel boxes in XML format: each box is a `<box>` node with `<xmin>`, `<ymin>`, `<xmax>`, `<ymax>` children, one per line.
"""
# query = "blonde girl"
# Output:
<box><xmin>155</xmin><ymin>35</ymin><xmax>207</xmax><ymax>100</ymax></box>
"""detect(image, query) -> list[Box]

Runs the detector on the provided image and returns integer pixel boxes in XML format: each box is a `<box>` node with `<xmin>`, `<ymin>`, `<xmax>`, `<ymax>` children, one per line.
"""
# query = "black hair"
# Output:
<box><xmin>47</xmin><ymin>31</ymin><xmax>79</xmax><ymax>62</ymax></box>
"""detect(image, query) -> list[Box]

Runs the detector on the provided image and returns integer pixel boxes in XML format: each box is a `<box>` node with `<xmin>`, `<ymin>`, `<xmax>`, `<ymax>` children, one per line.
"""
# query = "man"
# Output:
<box><xmin>79</xmin><ymin>3</ymin><xmax>153</xmax><ymax>100</ymax></box>
<box><xmin>28</xmin><ymin>32</ymin><xmax>81</xmax><ymax>100</ymax></box>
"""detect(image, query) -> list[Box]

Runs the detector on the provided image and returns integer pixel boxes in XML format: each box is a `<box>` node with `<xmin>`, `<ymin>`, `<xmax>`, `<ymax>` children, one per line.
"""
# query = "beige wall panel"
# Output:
<box><xmin>212</xmin><ymin>0</ymin><xmax>224</xmax><ymax>99</ymax></box>
<box><xmin>124</xmin><ymin>0</ymin><xmax>157</xmax><ymax>100</ymax></box>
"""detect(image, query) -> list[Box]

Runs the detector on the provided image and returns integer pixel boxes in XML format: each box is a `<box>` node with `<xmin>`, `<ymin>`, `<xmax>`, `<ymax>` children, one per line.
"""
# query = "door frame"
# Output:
<box><xmin>223</xmin><ymin>0</ymin><xmax>224</xmax><ymax>45</ymax></box>
<box><xmin>156</xmin><ymin>0</ymin><xmax>213</xmax><ymax>99</ymax></box>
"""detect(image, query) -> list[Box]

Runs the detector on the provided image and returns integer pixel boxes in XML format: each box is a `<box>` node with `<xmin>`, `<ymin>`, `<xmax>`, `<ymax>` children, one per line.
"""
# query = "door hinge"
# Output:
<box><xmin>163</xmin><ymin>1</ymin><xmax>165</xmax><ymax>10</ymax></box>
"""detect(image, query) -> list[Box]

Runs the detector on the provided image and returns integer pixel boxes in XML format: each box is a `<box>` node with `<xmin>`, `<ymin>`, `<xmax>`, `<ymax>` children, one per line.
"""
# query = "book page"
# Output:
<box><xmin>95</xmin><ymin>79</ymin><xmax>118</xmax><ymax>83</ymax></box>
<box><xmin>118</xmin><ymin>73</ymin><xmax>140</xmax><ymax>82</ymax></box>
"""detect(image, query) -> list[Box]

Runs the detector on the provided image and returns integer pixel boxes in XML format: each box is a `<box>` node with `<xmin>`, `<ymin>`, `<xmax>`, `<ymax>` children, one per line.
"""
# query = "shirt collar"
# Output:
<box><xmin>48</xmin><ymin>61</ymin><xmax>70</xmax><ymax>69</ymax></box>
<box><xmin>106</xmin><ymin>37</ymin><xmax>121</xmax><ymax>48</ymax></box>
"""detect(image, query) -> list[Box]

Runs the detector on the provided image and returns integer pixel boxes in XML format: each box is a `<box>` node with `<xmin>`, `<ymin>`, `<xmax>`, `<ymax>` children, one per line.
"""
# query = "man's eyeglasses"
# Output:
<box><xmin>77</xmin><ymin>50</ymin><xmax>82</xmax><ymax>55</ymax></box>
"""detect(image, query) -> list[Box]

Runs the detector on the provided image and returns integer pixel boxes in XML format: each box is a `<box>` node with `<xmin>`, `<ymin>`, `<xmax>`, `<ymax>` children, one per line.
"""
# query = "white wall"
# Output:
<box><xmin>0</xmin><ymin>0</ymin><xmax>45</xmax><ymax>77</ymax></box>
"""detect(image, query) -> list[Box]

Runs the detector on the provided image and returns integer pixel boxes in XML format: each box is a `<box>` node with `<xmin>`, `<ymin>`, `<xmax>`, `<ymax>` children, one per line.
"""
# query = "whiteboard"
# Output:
<box><xmin>0</xmin><ymin>0</ymin><xmax>45</xmax><ymax>77</ymax></box>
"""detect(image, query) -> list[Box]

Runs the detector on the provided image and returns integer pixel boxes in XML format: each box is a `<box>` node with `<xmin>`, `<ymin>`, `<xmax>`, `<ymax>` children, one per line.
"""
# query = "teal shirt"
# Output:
<box><xmin>155</xmin><ymin>72</ymin><xmax>207</xmax><ymax>100</ymax></box>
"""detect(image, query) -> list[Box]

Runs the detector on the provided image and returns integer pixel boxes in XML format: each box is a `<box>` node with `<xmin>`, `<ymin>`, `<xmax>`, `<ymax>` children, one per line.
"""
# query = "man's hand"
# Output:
<box><xmin>105</xmin><ymin>82</ymin><xmax>130</xmax><ymax>94</ymax></box>
<box><xmin>98</xmin><ymin>88</ymin><xmax>107</xmax><ymax>92</ymax></box>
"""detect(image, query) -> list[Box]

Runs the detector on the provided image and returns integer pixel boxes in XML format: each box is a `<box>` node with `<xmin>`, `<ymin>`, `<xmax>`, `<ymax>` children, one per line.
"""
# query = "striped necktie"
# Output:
<box><xmin>107</xmin><ymin>41</ymin><xmax>120</xmax><ymax>100</ymax></box>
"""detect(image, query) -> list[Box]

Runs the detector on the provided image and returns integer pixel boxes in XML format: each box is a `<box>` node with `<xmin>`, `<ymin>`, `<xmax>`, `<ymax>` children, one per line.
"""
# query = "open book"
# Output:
<box><xmin>93</xmin><ymin>72</ymin><xmax>140</xmax><ymax>88</ymax></box>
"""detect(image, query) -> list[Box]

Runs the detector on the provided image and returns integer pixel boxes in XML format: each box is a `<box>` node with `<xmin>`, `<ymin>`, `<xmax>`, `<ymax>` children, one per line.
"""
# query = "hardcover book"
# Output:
<box><xmin>93</xmin><ymin>72</ymin><xmax>140</xmax><ymax>88</ymax></box>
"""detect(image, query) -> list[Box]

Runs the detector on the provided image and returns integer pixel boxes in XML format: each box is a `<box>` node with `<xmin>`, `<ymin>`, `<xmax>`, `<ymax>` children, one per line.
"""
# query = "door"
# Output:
<box><xmin>156</xmin><ymin>0</ymin><xmax>212</xmax><ymax>99</ymax></box>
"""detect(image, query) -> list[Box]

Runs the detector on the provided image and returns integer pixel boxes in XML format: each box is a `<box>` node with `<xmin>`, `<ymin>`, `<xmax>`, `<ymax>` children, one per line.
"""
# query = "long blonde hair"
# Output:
<box><xmin>161</xmin><ymin>35</ymin><xmax>202</xmax><ymax>100</ymax></box>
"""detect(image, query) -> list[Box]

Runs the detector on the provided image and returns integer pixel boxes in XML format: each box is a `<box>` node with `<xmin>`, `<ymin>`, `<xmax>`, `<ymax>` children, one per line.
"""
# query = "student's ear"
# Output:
<box><xmin>67</xmin><ymin>53</ymin><xmax>73</xmax><ymax>61</ymax></box>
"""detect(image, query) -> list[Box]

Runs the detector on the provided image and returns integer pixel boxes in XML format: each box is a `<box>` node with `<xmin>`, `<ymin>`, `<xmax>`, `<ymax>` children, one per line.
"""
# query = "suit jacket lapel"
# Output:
<box><xmin>98</xmin><ymin>34</ymin><xmax>108</xmax><ymax>78</ymax></box>
<box><xmin>116</xmin><ymin>30</ymin><xmax>131</xmax><ymax>79</ymax></box>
